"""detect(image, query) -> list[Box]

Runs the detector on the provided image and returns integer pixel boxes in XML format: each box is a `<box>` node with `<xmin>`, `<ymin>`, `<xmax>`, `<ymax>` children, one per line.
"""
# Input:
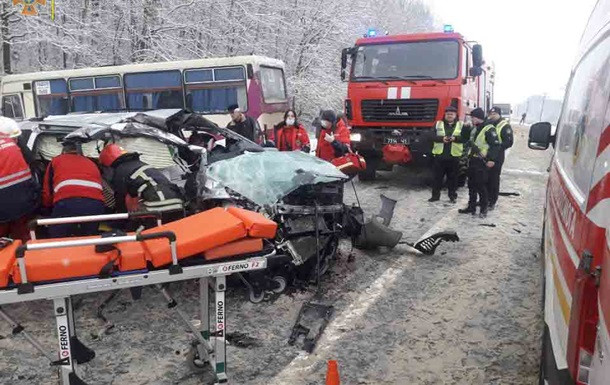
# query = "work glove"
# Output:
<box><xmin>324</xmin><ymin>133</ymin><xmax>335</xmax><ymax>143</ymax></box>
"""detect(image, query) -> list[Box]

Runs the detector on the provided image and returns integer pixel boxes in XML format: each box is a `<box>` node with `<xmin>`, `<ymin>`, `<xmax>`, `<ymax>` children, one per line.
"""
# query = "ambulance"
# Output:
<box><xmin>528</xmin><ymin>0</ymin><xmax>610</xmax><ymax>383</ymax></box>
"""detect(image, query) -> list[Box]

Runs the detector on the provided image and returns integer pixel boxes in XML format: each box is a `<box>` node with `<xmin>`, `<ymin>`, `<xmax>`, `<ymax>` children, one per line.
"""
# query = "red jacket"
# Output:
<box><xmin>43</xmin><ymin>153</ymin><xmax>104</xmax><ymax>207</ymax></box>
<box><xmin>316</xmin><ymin>119</ymin><xmax>351</xmax><ymax>162</ymax></box>
<box><xmin>0</xmin><ymin>138</ymin><xmax>39</xmax><ymax>222</ymax></box>
<box><xmin>275</xmin><ymin>124</ymin><xmax>311</xmax><ymax>152</ymax></box>
<box><xmin>0</xmin><ymin>138</ymin><xmax>31</xmax><ymax>190</ymax></box>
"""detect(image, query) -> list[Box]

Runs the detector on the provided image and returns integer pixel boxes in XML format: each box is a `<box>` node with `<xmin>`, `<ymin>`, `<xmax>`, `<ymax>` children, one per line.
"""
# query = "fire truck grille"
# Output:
<box><xmin>361</xmin><ymin>99</ymin><xmax>439</xmax><ymax>122</ymax></box>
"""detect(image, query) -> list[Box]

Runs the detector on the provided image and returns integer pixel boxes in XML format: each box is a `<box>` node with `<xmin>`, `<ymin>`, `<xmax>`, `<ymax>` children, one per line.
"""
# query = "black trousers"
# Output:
<box><xmin>432</xmin><ymin>157</ymin><xmax>459</xmax><ymax>200</ymax></box>
<box><xmin>487</xmin><ymin>160</ymin><xmax>504</xmax><ymax>206</ymax></box>
<box><xmin>467</xmin><ymin>158</ymin><xmax>489</xmax><ymax>211</ymax></box>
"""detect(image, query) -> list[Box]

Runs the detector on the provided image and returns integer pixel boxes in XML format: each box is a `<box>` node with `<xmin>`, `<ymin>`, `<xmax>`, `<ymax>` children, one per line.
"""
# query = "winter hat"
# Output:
<box><xmin>489</xmin><ymin>106</ymin><xmax>502</xmax><ymax>115</ymax></box>
<box><xmin>444</xmin><ymin>106</ymin><xmax>458</xmax><ymax>113</ymax></box>
<box><xmin>470</xmin><ymin>108</ymin><xmax>485</xmax><ymax>120</ymax></box>
<box><xmin>320</xmin><ymin>110</ymin><xmax>337</xmax><ymax>124</ymax></box>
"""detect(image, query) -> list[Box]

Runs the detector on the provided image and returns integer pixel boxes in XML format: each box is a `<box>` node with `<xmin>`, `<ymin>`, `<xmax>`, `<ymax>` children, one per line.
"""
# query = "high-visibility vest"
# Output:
<box><xmin>473</xmin><ymin>124</ymin><xmax>495</xmax><ymax>158</ymax></box>
<box><xmin>0</xmin><ymin>138</ymin><xmax>32</xmax><ymax>191</ymax></box>
<box><xmin>43</xmin><ymin>153</ymin><xmax>104</xmax><ymax>206</ymax></box>
<box><xmin>432</xmin><ymin>121</ymin><xmax>463</xmax><ymax>157</ymax></box>
<box><xmin>493</xmin><ymin>119</ymin><xmax>509</xmax><ymax>143</ymax></box>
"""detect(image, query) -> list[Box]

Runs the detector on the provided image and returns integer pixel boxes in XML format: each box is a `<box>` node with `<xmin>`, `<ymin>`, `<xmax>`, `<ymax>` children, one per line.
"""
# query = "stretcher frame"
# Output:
<box><xmin>0</xmin><ymin>212</ymin><xmax>273</xmax><ymax>385</ymax></box>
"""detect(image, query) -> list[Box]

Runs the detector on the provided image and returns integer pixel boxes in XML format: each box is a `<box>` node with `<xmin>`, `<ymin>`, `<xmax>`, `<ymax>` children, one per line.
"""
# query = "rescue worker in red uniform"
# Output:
<box><xmin>99</xmin><ymin>144</ymin><xmax>184</xmax><ymax>222</ymax></box>
<box><xmin>42</xmin><ymin>141</ymin><xmax>105</xmax><ymax>237</ymax></box>
<box><xmin>274</xmin><ymin>110</ymin><xmax>311</xmax><ymax>153</ymax></box>
<box><xmin>315</xmin><ymin>110</ymin><xmax>350</xmax><ymax>162</ymax></box>
<box><xmin>0</xmin><ymin>117</ymin><xmax>39</xmax><ymax>241</ymax></box>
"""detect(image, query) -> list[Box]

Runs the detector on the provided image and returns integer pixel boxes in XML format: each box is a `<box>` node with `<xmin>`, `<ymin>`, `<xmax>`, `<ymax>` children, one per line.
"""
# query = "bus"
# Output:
<box><xmin>0</xmin><ymin>55</ymin><xmax>289</xmax><ymax>139</ymax></box>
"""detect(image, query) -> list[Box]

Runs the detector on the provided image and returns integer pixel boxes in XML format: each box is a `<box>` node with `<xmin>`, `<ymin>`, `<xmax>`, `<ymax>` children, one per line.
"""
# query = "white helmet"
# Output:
<box><xmin>0</xmin><ymin>116</ymin><xmax>22</xmax><ymax>138</ymax></box>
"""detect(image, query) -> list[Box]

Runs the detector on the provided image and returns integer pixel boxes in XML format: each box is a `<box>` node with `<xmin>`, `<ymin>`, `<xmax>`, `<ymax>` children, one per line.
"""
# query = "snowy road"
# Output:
<box><xmin>0</xmin><ymin>124</ymin><xmax>551</xmax><ymax>385</ymax></box>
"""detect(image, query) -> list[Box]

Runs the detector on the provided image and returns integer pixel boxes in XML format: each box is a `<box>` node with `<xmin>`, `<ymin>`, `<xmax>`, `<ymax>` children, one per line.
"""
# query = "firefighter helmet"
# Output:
<box><xmin>99</xmin><ymin>144</ymin><xmax>127</xmax><ymax>167</ymax></box>
<box><xmin>0</xmin><ymin>116</ymin><xmax>22</xmax><ymax>138</ymax></box>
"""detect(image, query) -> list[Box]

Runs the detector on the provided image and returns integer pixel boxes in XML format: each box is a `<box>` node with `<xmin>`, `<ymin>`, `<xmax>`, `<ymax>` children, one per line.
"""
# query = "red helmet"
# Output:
<box><xmin>99</xmin><ymin>144</ymin><xmax>126</xmax><ymax>167</ymax></box>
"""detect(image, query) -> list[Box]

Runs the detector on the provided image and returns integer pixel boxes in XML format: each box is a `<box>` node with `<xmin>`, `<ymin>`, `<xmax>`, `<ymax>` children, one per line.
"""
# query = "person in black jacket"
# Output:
<box><xmin>459</xmin><ymin>108</ymin><xmax>501</xmax><ymax>218</ymax></box>
<box><xmin>226</xmin><ymin>104</ymin><xmax>262</xmax><ymax>143</ymax></box>
<box><xmin>99</xmin><ymin>144</ymin><xmax>184</xmax><ymax>222</ymax></box>
<box><xmin>486</xmin><ymin>106</ymin><xmax>514</xmax><ymax>210</ymax></box>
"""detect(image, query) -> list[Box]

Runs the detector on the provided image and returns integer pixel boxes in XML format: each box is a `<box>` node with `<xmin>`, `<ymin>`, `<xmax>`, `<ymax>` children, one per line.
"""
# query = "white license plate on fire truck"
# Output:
<box><xmin>384</xmin><ymin>137</ymin><xmax>409</xmax><ymax>145</ymax></box>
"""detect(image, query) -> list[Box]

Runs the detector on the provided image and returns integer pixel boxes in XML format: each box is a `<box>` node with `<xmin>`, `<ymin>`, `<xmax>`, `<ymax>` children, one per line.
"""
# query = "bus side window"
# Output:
<box><xmin>124</xmin><ymin>70</ymin><xmax>183</xmax><ymax>111</ymax></box>
<box><xmin>184</xmin><ymin>67</ymin><xmax>247</xmax><ymax>113</ymax></box>
<box><xmin>33</xmin><ymin>79</ymin><xmax>69</xmax><ymax>116</ymax></box>
<box><xmin>260</xmin><ymin>66</ymin><xmax>287</xmax><ymax>103</ymax></box>
<box><xmin>2</xmin><ymin>94</ymin><xmax>24</xmax><ymax>120</ymax></box>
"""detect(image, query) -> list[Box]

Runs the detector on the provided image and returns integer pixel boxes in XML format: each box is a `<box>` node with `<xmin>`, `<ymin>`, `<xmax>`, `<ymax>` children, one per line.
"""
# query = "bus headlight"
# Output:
<box><xmin>350</xmin><ymin>133</ymin><xmax>362</xmax><ymax>142</ymax></box>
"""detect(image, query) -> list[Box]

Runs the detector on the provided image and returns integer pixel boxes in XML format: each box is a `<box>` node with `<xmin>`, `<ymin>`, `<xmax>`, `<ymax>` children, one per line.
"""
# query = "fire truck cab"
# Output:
<box><xmin>341</xmin><ymin>29</ymin><xmax>494</xmax><ymax>180</ymax></box>
<box><xmin>528</xmin><ymin>1</ymin><xmax>610</xmax><ymax>383</ymax></box>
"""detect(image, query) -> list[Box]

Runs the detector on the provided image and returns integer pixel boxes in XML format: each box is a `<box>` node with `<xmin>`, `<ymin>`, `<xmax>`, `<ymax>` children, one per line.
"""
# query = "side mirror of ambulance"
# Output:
<box><xmin>528</xmin><ymin>122</ymin><xmax>554</xmax><ymax>150</ymax></box>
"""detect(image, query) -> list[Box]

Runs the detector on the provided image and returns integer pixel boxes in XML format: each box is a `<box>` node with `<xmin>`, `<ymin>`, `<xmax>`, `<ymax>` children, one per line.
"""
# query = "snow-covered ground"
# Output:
<box><xmin>0</xmin><ymin>125</ymin><xmax>551</xmax><ymax>385</ymax></box>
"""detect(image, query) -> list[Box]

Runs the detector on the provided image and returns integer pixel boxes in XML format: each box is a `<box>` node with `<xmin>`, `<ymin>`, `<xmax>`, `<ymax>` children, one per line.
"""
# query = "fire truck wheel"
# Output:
<box><xmin>358</xmin><ymin>166</ymin><xmax>377</xmax><ymax>181</ymax></box>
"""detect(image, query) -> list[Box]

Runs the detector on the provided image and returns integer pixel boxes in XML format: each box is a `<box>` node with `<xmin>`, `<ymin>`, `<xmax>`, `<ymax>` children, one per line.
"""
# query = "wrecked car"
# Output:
<box><xmin>20</xmin><ymin>109</ymin><xmax>349</xmax><ymax>302</ymax></box>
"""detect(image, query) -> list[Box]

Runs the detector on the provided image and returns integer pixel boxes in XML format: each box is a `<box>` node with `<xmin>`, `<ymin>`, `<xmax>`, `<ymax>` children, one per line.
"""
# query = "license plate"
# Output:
<box><xmin>384</xmin><ymin>137</ymin><xmax>409</xmax><ymax>145</ymax></box>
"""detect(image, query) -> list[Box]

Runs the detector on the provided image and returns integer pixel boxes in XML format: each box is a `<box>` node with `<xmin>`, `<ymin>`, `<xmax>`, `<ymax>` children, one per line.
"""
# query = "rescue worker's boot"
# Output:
<box><xmin>458</xmin><ymin>205</ymin><xmax>476</xmax><ymax>214</ymax></box>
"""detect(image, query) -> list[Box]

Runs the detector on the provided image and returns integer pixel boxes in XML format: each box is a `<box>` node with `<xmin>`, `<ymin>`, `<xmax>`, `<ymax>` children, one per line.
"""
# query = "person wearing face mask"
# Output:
<box><xmin>226</xmin><ymin>104</ymin><xmax>262</xmax><ymax>143</ymax></box>
<box><xmin>315</xmin><ymin>110</ymin><xmax>351</xmax><ymax>162</ymax></box>
<box><xmin>274</xmin><ymin>109</ymin><xmax>311</xmax><ymax>153</ymax></box>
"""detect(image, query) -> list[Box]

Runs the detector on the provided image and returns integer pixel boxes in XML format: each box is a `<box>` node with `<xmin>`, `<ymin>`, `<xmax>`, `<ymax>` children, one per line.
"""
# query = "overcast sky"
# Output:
<box><xmin>426</xmin><ymin>0</ymin><xmax>599</xmax><ymax>104</ymax></box>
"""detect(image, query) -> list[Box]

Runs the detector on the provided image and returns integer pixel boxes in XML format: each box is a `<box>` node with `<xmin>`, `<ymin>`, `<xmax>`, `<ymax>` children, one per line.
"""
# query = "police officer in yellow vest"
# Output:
<box><xmin>429</xmin><ymin>106</ymin><xmax>469</xmax><ymax>203</ymax></box>
<box><xmin>458</xmin><ymin>108</ymin><xmax>501</xmax><ymax>218</ymax></box>
<box><xmin>486</xmin><ymin>106</ymin><xmax>514</xmax><ymax>210</ymax></box>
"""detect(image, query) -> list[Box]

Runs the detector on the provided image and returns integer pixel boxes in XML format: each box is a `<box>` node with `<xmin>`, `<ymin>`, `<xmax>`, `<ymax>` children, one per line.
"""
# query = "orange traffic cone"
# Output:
<box><xmin>326</xmin><ymin>360</ymin><xmax>340</xmax><ymax>385</ymax></box>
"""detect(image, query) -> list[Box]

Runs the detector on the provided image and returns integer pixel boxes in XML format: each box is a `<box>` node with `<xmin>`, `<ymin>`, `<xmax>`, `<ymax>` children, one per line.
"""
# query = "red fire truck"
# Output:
<box><xmin>341</xmin><ymin>28</ymin><xmax>494</xmax><ymax>179</ymax></box>
<box><xmin>528</xmin><ymin>0</ymin><xmax>610</xmax><ymax>383</ymax></box>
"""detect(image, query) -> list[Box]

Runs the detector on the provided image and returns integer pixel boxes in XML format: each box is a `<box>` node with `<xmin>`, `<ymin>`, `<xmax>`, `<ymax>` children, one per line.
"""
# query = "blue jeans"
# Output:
<box><xmin>49</xmin><ymin>198</ymin><xmax>105</xmax><ymax>238</ymax></box>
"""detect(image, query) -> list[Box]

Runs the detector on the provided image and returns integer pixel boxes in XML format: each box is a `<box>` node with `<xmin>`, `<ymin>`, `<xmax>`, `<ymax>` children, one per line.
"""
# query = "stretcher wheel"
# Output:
<box><xmin>186</xmin><ymin>345</ymin><xmax>211</xmax><ymax>374</ymax></box>
<box><xmin>271</xmin><ymin>275</ymin><xmax>287</xmax><ymax>294</ymax></box>
<box><xmin>249</xmin><ymin>290</ymin><xmax>265</xmax><ymax>304</ymax></box>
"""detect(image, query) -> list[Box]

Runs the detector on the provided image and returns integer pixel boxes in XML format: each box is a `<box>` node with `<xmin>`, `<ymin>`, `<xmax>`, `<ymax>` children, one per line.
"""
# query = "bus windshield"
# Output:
<box><xmin>351</xmin><ymin>40</ymin><xmax>460</xmax><ymax>81</ymax></box>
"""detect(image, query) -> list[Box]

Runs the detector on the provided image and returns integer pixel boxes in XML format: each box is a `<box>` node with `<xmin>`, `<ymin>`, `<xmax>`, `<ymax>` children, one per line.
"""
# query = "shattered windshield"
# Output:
<box><xmin>206</xmin><ymin>150</ymin><xmax>347</xmax><ymax>206</ymax></box>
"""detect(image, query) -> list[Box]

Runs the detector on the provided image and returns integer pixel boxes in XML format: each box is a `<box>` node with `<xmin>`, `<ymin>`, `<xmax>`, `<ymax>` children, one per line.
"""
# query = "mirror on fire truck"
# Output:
<box><xmin>341</xmin><ymin>48</ymin><xmax>349</xmax><ymax>80</ymax></box>
<box><xmin>472</xmin><ymin>44</ymin><xmax>483</xmax><ymax>68</ymax></box>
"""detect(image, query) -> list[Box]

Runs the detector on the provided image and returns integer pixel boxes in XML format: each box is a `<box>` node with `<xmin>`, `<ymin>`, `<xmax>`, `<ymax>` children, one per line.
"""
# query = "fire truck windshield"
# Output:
<box><xmin>351</xmin><ymin>40</ymin><xmax>459</xmax><ymax>81</ymax></box>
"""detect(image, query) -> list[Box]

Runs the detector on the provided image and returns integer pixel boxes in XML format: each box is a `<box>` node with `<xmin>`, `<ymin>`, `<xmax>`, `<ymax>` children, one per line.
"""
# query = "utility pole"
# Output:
<box><xmin>539</xmin><ymin>93</ymin><xmax>547</xmax><ymax>121</ymax></box>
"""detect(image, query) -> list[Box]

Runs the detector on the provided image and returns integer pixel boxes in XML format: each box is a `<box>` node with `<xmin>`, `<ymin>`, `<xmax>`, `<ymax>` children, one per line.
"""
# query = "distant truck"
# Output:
<box><xmin>494</xmin><ymin>103</ymin><xmax>512</xmax><ymax>119</ymax></box>
<box><xmin>340</xmin><ymin>28</ymin><xmax>495</xmax><ymax>180</ymax></box>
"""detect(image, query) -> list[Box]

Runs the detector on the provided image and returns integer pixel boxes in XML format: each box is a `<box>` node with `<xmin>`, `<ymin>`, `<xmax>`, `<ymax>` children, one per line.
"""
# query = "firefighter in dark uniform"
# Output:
<box><xmin>458</xmin><ymin>108</ymin><xmax>501</xmax><ymax>218</ymax></box>
<box><xmin>429</xmin><ymin>106</ymin><xmax>468</xmax><ymax>203</ymax></box>
<box><xmin>486</xmin><ymin>106</ymin><xmax>514</xmax><ymax>210</ymax></box>
<box><xmin>99</xmin><ymin>144</ymin><xmax>185</xmax><ymax>223</ymax></box>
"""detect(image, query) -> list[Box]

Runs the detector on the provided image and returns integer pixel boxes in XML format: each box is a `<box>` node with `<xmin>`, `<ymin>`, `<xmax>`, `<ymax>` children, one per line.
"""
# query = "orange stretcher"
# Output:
<box><xmin>0</xmin><ymin>207</ymin><xmax>278</xmax><ymax>385</ymax></box>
